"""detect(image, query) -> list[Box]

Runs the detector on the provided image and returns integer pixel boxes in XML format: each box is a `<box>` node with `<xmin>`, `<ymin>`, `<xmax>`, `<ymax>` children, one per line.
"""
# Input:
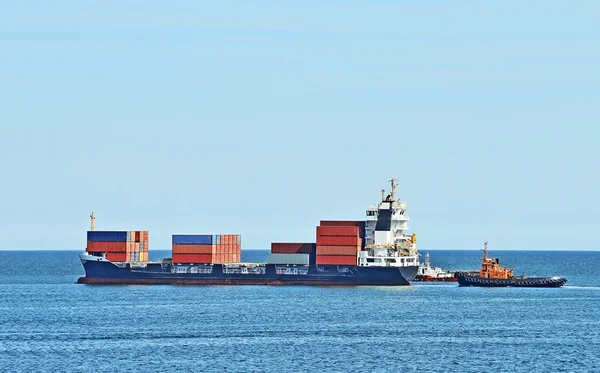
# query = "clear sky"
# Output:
<box><xmin>0</xmin><ymin>1</ymin><xmax>598</xmax><ymax>250</ymax></box>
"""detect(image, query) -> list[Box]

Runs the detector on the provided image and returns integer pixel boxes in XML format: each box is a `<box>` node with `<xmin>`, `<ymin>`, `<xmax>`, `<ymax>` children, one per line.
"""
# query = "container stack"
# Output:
<box><xmin>319</xmin><ymin>220</ymin><xmax>365</xmax><ymax>249</ymax></box>
<box><xmin>172</xmin><ymin>234</ymin><xmax>241</xmax><ymax>264</ymax></box>
<box><xmin>128</xmin><ymin>231</ymin><xmax>149</xmax><ymax>262</ymax></box>
<box><xmin>270</xmin><ymin>243</ymin><xmax>316</xmax><ymax>265</ymax></box>
<box><xmin>215</xmin><ymin>234</ymin><xmax>242</xmax><ymax>264</ymax></box>
<box><xmin>315</xmin><ymin>225</ymin><xmax>361</xmax><ymax>265</ymax></box>
<box><xmin>87</xmin><ymin>230</ymin><xmax>149</xmax><ymax>262</ymax></box>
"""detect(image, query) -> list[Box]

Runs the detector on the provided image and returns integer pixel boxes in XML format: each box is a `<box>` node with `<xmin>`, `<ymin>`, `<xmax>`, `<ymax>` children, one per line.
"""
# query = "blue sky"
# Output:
<box><xmin>0</xmin><ymin>1</ymin><xmax>598</xmax><ymax>250</ymax></box>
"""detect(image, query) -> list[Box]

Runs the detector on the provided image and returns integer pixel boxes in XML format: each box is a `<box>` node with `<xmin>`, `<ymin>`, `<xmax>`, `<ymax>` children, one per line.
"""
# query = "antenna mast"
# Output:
<box><xmin>389</xmin><ymin>178</ymin><xmax>398</xmax><ymax>200</ymax></box>
<box><xmin>481</xmin><ymin>241</ymin><xmax>488</xmax><ymax>261</ymax></box>
<box><xmin>90</xmin><ymin>212</ymin><xmax>95</xmax><ymax>231</ymax></box>
<box><xmin>381</xmin><ymin>189</ymin><xmax>386</xmax><ymax>202</ymax></box>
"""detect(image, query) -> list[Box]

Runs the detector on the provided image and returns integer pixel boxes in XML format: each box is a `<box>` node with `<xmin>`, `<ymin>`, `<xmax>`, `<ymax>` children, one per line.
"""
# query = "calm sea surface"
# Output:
<box><xmin>0</xmin><ymin>250</ymin><xmax>599</xmax><ymax>372</ymax></box>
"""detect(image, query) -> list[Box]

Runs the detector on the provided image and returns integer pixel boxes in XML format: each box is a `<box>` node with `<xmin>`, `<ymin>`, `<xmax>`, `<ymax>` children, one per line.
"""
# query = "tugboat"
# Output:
<box><xmin>457</xmin><ymin>241</ymin><xmax>567</xmax><ymax>288</ymax></box>
<box><xmin>414</xmin><ymin>252</ymin><xmax>457</xmax><ymax>282</ymax></box>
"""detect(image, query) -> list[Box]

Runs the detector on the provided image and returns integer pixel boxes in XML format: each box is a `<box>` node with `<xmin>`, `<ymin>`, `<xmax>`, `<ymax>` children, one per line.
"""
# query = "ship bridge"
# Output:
<box><xmin>359</xmin><ymin>179</ymin><xmax>419</xmax><ymax>269</ymax></box>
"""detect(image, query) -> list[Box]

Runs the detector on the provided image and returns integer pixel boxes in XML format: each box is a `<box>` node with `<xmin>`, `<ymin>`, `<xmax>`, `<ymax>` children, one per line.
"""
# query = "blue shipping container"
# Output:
<box><xmin>87</xmin><ymin>231</ymin><xmax>128</xmax><ymax>242</ymax></box>
<box><xmin>172</xmin><ymin>235</ymin><xmax>212</xmax><ymax>245</ymax></box>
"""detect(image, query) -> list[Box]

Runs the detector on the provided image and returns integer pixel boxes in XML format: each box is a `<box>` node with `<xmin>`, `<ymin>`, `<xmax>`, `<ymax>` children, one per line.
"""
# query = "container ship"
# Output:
<box><xmin>77</xmin><ymin>179</ymin><xmax>420</xmax><ymax>286</ymax></box>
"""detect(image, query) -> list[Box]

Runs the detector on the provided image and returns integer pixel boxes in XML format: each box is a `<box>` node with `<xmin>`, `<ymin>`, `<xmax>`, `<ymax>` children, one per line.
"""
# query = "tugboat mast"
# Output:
<box><xmin>481</xmin><ymin>240</ymin><xmax>488</xmax><ymax>262</ymax></box>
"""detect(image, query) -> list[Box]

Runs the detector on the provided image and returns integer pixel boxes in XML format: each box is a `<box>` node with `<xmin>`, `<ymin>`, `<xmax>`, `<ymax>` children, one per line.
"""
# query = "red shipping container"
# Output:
<box><xmin>320</xmin><ymin>221</ymin><xmax>365</xmax><ymax>245</ymax></box>
<box><xmin>135</xmin><ymin>242</ymin><xmax>140</xmax><ymax>252</ymax></box>
<box><xmin>171</xmin><ymin>254</ymin><xmax>212</xmax><ymax>264</ymax></box>
<box><xmin>320</xmin><ymin>220</ymin><xmax>364</xmax><ymax>227</ymax></box>
<box><xmin>215</xmin><ymin>252</ymin><xmax>234</xmax><ymax>264</ymax></box>
<box><xmin>316</xmin><ymin>245</ymin><xmax>360</xmax><ymax>256</ymax></box>
<box><xmin>87</xmin><ymin>241</ymin><xmax>127</xmax><ymax>253</ymax></box>
<box><xmin>271</xmin><ymin>243</ymin><xmax>316</xmax><ymax>254</ymax></box>
<box><xmin>172</xmin><ymin>244</ymin><xmax>213</xmax><ymax>254</ymax></box>
<box><xmin>106</xmin><ymin>252</ymin><xmax>128</xmax><ymax>262</ymax></box>
<box><xmin>316</xmin><ymin>226</ymin><xmax>359</xmax><ymax>237</ymax></box>
<box><xmin>212</xmin><ymin>253</ymin><xmax>222</xmax><ymax>264</ymax></box>
<box><xmin>316</xmin><ymin>255</ymin><xmax>357</xmax><ymax>266</ymax></box>
<box><xmin>316</xmin><ymin>236</ymin><xmax>361</xmax><ymax>246</ymax></box>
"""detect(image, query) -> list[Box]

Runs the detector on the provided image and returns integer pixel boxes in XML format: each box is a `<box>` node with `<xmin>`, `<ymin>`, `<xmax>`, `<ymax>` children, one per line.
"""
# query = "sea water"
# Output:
<box><xmin>0</xmin><ymin>250</ymin><xmax>599</xmax><ymax>372</ymax></box>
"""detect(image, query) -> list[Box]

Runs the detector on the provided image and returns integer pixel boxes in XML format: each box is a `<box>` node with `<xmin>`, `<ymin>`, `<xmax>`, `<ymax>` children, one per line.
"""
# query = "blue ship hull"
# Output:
<box><xmin>77</xmin><ymin>257</ymin><xmax>418</xmax><ymax>286</ymax></box>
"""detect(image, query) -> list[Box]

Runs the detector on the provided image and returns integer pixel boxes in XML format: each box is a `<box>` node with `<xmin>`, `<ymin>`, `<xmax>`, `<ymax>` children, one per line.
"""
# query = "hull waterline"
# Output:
<box><xmin>457</xmin><ymin>273</ymin><xmax>567</xmax><ymax>288</ymax></box>
<box><xmin>77</xmin><ymin>256</ymin><xmax>419</xmax><ymax>286</ymax></box>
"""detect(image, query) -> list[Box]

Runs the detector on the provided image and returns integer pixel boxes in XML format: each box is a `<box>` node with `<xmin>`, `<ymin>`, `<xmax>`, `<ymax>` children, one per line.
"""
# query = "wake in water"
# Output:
<box><xmin>563</xmin><ymin>285</ymin><xmax>600</xmax><ymax>290</ymax></box>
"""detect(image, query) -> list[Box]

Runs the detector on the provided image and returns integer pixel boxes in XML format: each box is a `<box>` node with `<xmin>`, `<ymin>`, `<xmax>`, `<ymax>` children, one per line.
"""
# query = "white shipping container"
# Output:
<box><xmin>267</xmin><ymin>253</ymin><xmax>310</xmax><ymax>265</ymax></box>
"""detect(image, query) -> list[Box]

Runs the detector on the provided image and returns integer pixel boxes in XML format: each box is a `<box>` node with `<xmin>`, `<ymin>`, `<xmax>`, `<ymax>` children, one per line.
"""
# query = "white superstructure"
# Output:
<box><xmin>359</xmin><ymin>179</ymin><xmax>420</xmax><ymax>268</ymax></box>
<box><xmin>417</xmin><ymin>252</ymin><xmax>455</xmax><ymax>279</ymax></box>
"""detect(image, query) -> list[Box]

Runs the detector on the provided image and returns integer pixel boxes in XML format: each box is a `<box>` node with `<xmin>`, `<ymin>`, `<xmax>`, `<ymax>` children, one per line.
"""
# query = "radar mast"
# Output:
<box><xmin>90</xmin><ymin>212</ymin><xmax>95</xmax><ymax>231</ymax></box>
